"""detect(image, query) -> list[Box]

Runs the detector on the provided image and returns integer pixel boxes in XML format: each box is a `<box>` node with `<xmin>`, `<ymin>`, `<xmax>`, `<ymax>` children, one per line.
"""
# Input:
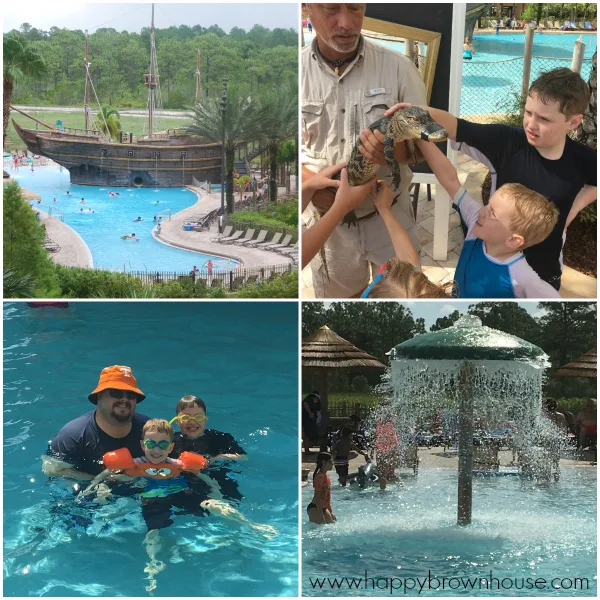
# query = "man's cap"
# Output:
<box><xmin>88</xmin><ymin>365</ymin><xmax>146</xmax><ymax>404</ymax></box>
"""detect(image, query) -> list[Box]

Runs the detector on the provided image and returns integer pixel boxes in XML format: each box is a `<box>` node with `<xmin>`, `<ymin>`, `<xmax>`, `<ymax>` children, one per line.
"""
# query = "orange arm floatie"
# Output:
<box><xmin>178</xmin><ymin>451</ymin><xmax>209</xmax><ymax>474</ymax></box>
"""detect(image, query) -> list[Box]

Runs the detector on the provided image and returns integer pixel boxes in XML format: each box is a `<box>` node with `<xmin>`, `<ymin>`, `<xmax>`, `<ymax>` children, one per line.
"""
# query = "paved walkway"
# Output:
<box><xmin>36</xmin><ymin>206</ymin><xmax>93</xmax><ymax>268</ymax></box>
<box><xmin>155</xmin><ymin>187</ymin><xmax>294</xmax><ymax>268</ymax></box>
<box><xmin>302</xmin><ymin>153</ymin><xmax>597</xmax><ymax>299</ymax></box>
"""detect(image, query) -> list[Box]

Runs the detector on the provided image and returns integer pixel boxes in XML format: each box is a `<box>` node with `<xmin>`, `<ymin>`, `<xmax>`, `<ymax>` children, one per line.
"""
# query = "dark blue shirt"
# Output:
<box><xmin>171</xmin><ymin>429</ymin><xmax>246</xmax><ymax>502</ymax></box>
<box><xmin>48</xmin><ymin>410</ymin><xmax>150</xmax><ymax>476</ymax></box>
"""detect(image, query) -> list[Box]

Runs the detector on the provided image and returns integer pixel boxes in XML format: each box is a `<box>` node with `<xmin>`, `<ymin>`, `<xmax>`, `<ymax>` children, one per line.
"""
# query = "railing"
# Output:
<box><xmin>328</xmin><ymin>402</ymin><xmax>372</xmax><ymax>419</ymax></box>
<box><xmin>154</xmin><ymin>208</ymin><xmax>172</xmax><ymax>222</ymax></box>
<box><xmin>124</xmin><ymin>262</ymin><xmax>295</xmax><ymax>288</ymax></box>
<box><xmin>48</xmin><ymin>207</ymin><xmax>65</xmax><ymax>222</ymax></box>
<box><xmin>461</xmin><ymin>54</ymin><xmax>593</xmax><ymax>123</ymax></box>
<box><xmin>60</xmin><ymin>127</ymin><xmax>101</xmax><ymax>136</ymax></box>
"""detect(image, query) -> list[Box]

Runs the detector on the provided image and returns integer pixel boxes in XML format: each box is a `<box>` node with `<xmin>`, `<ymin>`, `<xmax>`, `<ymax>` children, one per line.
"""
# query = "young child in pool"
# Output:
<box><xmin>81</xmin><ymin>418</ymin><xmax>275</xmax><ymax>592</ymax></box>
<box><xmin>332</xmin><ymin>428</ymin><xmax>369</xmax><ymax>487</ymax></box>
<box><xmin>307</xmin><ymin>452</ymin><xmax>336</xmax><ymax>524</ymax></box>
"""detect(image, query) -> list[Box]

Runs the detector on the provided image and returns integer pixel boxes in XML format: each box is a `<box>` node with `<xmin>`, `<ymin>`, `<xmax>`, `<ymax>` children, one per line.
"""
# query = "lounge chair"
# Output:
<box><xmin>231</xmin><ymin>276</ymin><xmax>245</xmax><ymax>290</ymax></box>
<box><xmin>44</xmin><ymin>237</ymin><xmax>60</xmax><ymax>253</ymax></box>
<box><xmin>243</xmin><ymin>230</ymin><xmax>268</xmax><ymax>247</ymax></box>
<box><xmin>256</xmin><ymin>232</ymin><xmax>282</xmax><ymax>249</ymax></box>
<box><xmin>232</xmin><ymin>229</ymin><xmax>255</xmax><ymax>245</ymax></box>
<box><xmin>584</xmin><ymin>22</ymin><xmax>593</xmax><ymax>30</ymax></box>
<box><xmin>552</xmin><ymin>20</ymin><xmax>560</xmax><ymax>29</ymax></box>
<box><xmin>210</xmin><ymin>225</ymin><xmax>232</xmax><ymax>242</ymax></box>
<box><xmin>279</xmin><ymin>241</ymin><xmax>299</xmax><ymax>256</ymax></box>
<box><xmin>577</xmin><ymin>22</ymin><xmax>585</xmax><ymax>30</ymax></box>
<box><xmin>489</xmin><ymin>19</ymin><xmax>497</xmax><ymax>29</ymax></box>
<box><xmin>511</xmin><ymin>19</ymin><xmax>518</xmax><ymax>29</ymax></box>
<box><xmin>196</xmin><ymin>278</ymin><xmax>207</xmax><ymax>287</ymax></box>
<box><xmin>219</xmin><ymin>230</ymin><xmax>243</xmax><ymax>244</ymax></box>
<box><xmin>211</xmin><ymin>278</ymin><xmax>223</xmax><ymax>289</ymax></box>
<box><xmin>267</xmin><ymin>271</ymin><xmax>281</xmax><ymax>282</ymax></box>
<box><xmin>245</xmin><ymin>274</ymin><xmax>259</xmax><ymax>285</ymax></box>
<box><xmin>268</xmin><ymin>234</ymin><xmax>293</xmax><ymax>252</ymax></box>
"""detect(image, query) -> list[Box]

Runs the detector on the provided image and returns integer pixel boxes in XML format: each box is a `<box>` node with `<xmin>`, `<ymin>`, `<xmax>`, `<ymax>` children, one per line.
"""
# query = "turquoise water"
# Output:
<box><xmin>303</xmin><ymin>31</ymin><xmax>596</xmax><ymax>115</ymax></box>
<box><xmin>302</xmin><ymin>468</ymin><xmax>596</xmax><ymax>596</ymax></box>
<box><xmin>462</xmin><ymin>33</ymin><xmax>596</xmax><ymax>115</ymax></box>
<box><xmin>3</xmin><ymin>301</ymin><xmax>298</xmax><ymax>596</ymax></box>
<box><xmin>10</xmin><ymin>166</ymin><xmax>238</xmax><ymax>272</ymax></box>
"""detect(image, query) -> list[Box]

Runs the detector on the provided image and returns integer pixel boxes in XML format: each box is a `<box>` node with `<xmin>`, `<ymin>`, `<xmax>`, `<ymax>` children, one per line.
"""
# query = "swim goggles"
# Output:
<box><xmin>169</xmin><ymin>414</ymin><xmax>208</xmax><ymax>425</ymax></box>
<box><xmin>143</xmin><ymin>439</ymin><xmax>171</xmax><ymax>450</ymax></box>
<box><xmin>360</xmin><ymin>263</ymin><xmax>388</xmax><ymax>298</ymax></box>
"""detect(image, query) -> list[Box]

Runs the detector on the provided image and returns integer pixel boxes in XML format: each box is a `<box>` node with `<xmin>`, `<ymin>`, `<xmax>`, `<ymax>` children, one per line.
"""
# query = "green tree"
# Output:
<box><xmin>302</xmin><ymin>302</ymin><xmax>327</xmax><ymax>338</ymax></box>
<box><xmin>3</xmin><ymin>267</ymin><xmax>35</xmax><ymax>298</ymax></box>
<box><xmin>3</xmin><ymin>32</ymin><xmax>47</xmax><ymax>145</ymax></box>
<box><xmin>185</xmin><ymin>82</ymin><xmax>270</xmax><ymax>213</ymax></box>
<box><xmin>260</xmin><ymin>81</ymin><xmax>298</xmax><ymax>202</ymax></box>
<box><xmin>94</xmin><ymin>104</ymin><xmax>122</xmax><ymax>140</ymax></box>
<box><xmin>430</xmin><ymin>310</ymin><xmax>463</xmax><ymax>331</ymax></box>
<box><xmin>3</xmin><ymin>183</ymin><xmax>60</xmax><ymax>297</ymax></box>
<box><xmin>467</xmin><ymin>302</ymin><xmax>541</xmax><ymax>346</ymax></box>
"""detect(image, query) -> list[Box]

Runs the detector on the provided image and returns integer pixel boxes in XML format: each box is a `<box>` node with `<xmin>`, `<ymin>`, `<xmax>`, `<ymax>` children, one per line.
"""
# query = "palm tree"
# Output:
<box><xmin>94</xmin><ymin>105</ymin><xmax>122</xmax><ymax>141</ymax></box>
<box><xmin>3</xmin><ymin>267</ymin><xmax>34</xmax><ymax>298</ymax></box>
<box><xmin>574</xmin><ymin>51</ymin><xmax>597</xmax><ymax>151</ymax></box>
<box><xmin>260</xmin><ymin>82</ymin><xmax>298</xmax><ymax>203</ymax></box>
<box><xmin>185</xmin><ymin>82</ymin><xmax>270</xmax><ymax>213</ymax></box>
<box><xmin>3</xmin><ymin>33</ymin><xmax>47</xmax><ymax>146</ymax></box>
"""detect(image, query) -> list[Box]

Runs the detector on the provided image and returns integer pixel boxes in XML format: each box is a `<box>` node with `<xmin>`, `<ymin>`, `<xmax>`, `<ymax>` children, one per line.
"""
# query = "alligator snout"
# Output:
<box><xmin>420</xmin><ymin>121</ymin><xmax>447</xmax><ymax>142</ymax></box>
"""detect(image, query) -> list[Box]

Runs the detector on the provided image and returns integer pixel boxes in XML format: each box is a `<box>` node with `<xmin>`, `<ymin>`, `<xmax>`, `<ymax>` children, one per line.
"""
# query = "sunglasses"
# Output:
<box><xmin>169</xmin><ymin>414</ymin><xmax>208</xmax><ymax>425</ymax></box>
<box><xmin>143</xmin><ymin>439</ymin><xmax>171</xmax><ymax>450</ymax></box>
<box><xmin>108</xmin><ymin>389</ymin><xmax>138</xmax><ymax>401</ymax></box>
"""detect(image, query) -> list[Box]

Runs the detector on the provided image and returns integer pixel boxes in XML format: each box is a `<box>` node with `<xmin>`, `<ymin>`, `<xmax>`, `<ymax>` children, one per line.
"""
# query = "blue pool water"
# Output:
<box><xmin>11</xmin><ymin>166</ymin><xmax>238</xmax><ymax>272</ymax></box>
<box><xmin>302</xmin><ymin>468</ymin><xmax>596</xmax><ymax>596</ymax></box>
<box><xmin>3</xmin><ymin>301</ymin><xmax>298</xmax><ymax>596</ymax></box>
<box><xmin>462</xmin><ymin>33</ymin><xmax>597</xmax><ymax>115</ymax></box>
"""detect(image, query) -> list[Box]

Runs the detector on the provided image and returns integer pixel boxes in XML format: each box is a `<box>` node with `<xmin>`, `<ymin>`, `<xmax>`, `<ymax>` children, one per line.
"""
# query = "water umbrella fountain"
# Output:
<box><xmin>302</xmin><ymin>325</ymin><xmax>386</xmax><ymax>450</ymax></box>
<box><xmin>388</xmin><ymin>314</ymin><xmax>549</xmax><ymax>526</ymax></box>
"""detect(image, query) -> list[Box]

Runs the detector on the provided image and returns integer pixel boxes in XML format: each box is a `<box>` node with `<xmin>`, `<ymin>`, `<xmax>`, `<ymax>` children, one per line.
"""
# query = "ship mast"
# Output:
<box><xmin>196</xmin><ymin>48</ymin><xmax>201</xmax><ymax>101</ymax></box>
<box><xmin>144</xmin><ymin>4</ymin><xmax>158</xmax><ymax>136</ymax></box>
<box><xmin>84</xmin><ymin>31</ymin><xmax>89</xmax><ymax>131</ymax></box>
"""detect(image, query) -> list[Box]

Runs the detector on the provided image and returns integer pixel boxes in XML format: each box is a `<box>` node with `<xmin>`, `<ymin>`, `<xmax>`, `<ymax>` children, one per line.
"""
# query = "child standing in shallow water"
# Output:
<box><xmin>307</xmin><ymin>452</ymin><xmax>336</xmax><ymax>524</ymax></box>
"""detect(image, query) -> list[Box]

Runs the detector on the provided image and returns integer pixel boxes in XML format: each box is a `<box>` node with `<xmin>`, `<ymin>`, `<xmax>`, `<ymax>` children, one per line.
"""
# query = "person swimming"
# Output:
<box><xmin>463</xmin><ymin>37</ymin><xmax>474</xmax><ymax>60</ymax></box>
<box><xmin>133</xmin><ymin>217</ymin><xmax>143</xmax><ymax>222</ymax></box>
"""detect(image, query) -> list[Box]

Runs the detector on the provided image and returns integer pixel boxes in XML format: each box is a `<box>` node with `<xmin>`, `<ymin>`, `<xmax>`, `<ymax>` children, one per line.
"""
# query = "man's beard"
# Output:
<box><xmin>111</xmin><ymin>404</ymin><xmax>133</xmax><ymax>423</ymax></box>
<box><xmin>321</xmin><ymin>29</ymin><xmax>360</xmax><ymax>54</ymax></box>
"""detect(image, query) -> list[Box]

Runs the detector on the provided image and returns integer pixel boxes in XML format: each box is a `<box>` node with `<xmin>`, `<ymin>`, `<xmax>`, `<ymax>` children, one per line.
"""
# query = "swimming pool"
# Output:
<box><xmin>11</xmin><ymin>166</ymin><xmax>238</xmax><ymax>272</ymax></box>
<box><xmin>462</xmin><ymin>33</ymin><xmax>596</xmax><ymax>115</ymax></box>
<box><xmin>4</xmin><ymin>301</ymin><xmax>298</xmax><ymax>596</ymax></box>
<box><xmin>302</xmin><ymin>468</ymin><xmax>596</xmax><ymax>596</ymax></box>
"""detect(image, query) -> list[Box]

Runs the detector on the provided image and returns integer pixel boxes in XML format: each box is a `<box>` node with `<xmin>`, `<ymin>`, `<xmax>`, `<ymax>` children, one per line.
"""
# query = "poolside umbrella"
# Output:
<box><xmin>302</xmin><ymin>325</ymin><xmax>386</xmax><ymax>450</ymax></box>
<box><xmin>553</xmin><ymin>348</ymin><xmax>596</xmax><ymax>378</ymax></box>
<box><xmin>390</xmin><ymin>314</ymin><xmax>548</xmax><ymax>526</ymax></box>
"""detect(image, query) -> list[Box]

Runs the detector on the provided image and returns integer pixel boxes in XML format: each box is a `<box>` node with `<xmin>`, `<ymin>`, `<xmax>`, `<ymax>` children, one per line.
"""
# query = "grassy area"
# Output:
<box><xmin>6</xmin><ymin>110</ymin><xmax>193</xmax><ymax>152</ymax></box>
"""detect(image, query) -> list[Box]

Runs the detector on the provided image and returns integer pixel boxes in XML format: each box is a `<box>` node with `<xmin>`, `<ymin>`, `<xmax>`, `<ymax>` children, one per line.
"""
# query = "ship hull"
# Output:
<box><xmin>13</xmin><ymin>121</ymin><xmax>223</xmax><ymax>188</ymax></box>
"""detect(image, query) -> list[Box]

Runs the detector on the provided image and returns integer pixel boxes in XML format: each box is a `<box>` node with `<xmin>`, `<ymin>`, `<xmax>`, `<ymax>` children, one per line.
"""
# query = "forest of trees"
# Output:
<box><xmin>302</xmin><ymin>302</ymin><xmax>596</xmax><ymax>400</ymax></box>
<box><xmin>8</xmin><ymin>22</ymin><xmax>297</xmax><ymax>108</ymax></box>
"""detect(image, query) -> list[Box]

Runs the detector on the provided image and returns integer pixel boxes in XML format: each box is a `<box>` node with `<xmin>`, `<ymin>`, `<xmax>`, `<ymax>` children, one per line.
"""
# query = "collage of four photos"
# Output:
<box><xmin>2</xmin><ymin>1</ymin><xmax>598</xmax><ymax>597</ymax></box>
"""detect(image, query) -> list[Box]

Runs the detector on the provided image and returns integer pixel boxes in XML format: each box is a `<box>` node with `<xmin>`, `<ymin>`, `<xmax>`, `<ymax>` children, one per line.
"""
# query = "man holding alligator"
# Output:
<box><xmin>301</xmin><ymin>3</ymin><xmax>428</xmax><ymax>298</ymax></box>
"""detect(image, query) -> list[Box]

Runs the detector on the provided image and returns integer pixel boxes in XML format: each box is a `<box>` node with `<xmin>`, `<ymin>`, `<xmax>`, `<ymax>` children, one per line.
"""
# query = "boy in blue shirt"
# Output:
<box><xmin>414</xmin><ymin>138</ymin><xmax>559</xmax><ymax>298</ymax></box>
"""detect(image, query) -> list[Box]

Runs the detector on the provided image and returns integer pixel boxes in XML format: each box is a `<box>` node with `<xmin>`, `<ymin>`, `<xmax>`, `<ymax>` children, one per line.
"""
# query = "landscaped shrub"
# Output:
<box><xmin>351</xmin><ymin>375</ymin><xmax>370</xmax><ymax>394</ymax></box>
<box><xmin>55</xmin><ymin>266</ymin><xmax>148</xmax><ymax>298</ymax></box>
<box><xmin>3</xmin><ymin>182</ymin><xmax>61</xmax><ymax>297</ymax></box>
<box><xmin>230</xmin><ymin>270</ymin><xmax>298</xmax><ymax>298</ymax></box>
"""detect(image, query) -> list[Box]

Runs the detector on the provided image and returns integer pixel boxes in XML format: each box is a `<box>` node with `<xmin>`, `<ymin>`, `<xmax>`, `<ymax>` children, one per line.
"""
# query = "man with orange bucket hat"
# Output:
<box><xmin>43</xmin><ymin>365</ymin><xmax>150</xmax><ymax>481</ymax></box>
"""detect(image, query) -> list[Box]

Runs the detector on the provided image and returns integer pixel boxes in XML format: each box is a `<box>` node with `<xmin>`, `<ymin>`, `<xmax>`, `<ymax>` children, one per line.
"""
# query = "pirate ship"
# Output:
<box><xmin>12</xmin><ymin>5</ymin><xmax>222</xmax><ymax>188</ymax></box>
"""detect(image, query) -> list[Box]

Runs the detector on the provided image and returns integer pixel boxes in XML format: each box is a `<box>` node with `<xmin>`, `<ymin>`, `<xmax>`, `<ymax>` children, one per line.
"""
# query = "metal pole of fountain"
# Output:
<box><xmin>389</xmin><ymin>314</ymin><xmax>549</xmax><ymax>527</ymax></box>
<box><xmin>457</xmin><ymin>362</ymin><xmax>474</xmax><ymax>526</ymax></box>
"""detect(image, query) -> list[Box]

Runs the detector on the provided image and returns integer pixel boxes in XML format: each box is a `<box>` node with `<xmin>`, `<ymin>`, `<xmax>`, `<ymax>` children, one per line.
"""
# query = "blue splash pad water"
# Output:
<box><xmin>302</xmin><ymin>468</ymin><xmax>596</xmax><ymax>596</ymax></box>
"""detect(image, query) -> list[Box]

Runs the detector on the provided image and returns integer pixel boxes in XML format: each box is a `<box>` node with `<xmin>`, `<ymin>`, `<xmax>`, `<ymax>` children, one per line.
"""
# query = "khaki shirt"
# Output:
<box><xmin>302</xmin><ymin>36</ymin><xmax>427</xmax><ymax>217</ymax></box>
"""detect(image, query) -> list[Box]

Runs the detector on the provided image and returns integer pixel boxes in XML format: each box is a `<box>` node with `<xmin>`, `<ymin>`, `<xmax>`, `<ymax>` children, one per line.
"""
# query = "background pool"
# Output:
<box><xmin>11</xmin><ymin>166</ymin><xmax>238</xmax><ymax>272</ymax></box>
<box><xmin>3</xmin><ymin>301</ymin><xmax>298</xmax><ymax>596</ymax></box>
<box><xmin>302</xmin><ymin>468</ymin><xmax>596</xmax><ymax>596</ymax></box>
<box><xmin>462</xmin><ymin>33</ymin><xmax>596</xmax><ymax>115</ymax></box>
<box><xmin>303</xmin><ymin>31</ymin><xmax>596</xmax><ymax>116</ymax></box>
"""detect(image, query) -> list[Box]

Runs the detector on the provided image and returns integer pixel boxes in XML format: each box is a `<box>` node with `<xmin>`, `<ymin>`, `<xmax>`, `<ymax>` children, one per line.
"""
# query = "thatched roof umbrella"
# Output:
<box><xmin>302</xmin><ymin>325</ymin><xmax>386</xmax><ymax>450</ymax></box>
<box><xmin>553</xmin><ymin>348</ymin><xmax>596</xmax><ymax>378</ymax></box>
